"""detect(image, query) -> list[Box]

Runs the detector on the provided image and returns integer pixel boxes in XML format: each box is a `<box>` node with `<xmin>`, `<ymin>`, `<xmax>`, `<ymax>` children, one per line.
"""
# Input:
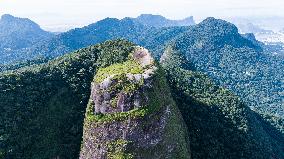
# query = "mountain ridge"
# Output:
<box><xmin>131</xmin><ymin>14</ymin><xmax>195</xmax><ymax>28</ymax></box>
<box><xmin>0</xmin><ymin>14</ymin><xmax>54</xmax><ymax>65</ymax></box>
<box><xmin>0</xmin><ymin>14</ymin><xmax>283</xmax><ymax>159</ymax></box>
<box><xmin>0</xmin><ymin>15</ymin><xmax>282</xmax><ymax>118</ymax></box>
<box><xmin>0</xmin><ymin>39</ymin><xmax>283</xmax><ymax>158</ymax></box>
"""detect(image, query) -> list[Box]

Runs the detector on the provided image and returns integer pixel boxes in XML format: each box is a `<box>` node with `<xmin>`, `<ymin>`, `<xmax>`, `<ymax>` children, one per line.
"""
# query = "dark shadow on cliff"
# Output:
<box><xmin>171</xmin><ymin>88</ymin><xmax>284</xmax><ymax>159</ymax></box>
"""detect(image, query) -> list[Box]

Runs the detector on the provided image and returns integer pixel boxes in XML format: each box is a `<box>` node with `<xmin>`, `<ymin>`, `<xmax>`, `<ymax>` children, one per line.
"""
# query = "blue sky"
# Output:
<box><xmin>1</xmin><ymin>0</ymin><xmax>284</xmax><ymax>31</ymax></box>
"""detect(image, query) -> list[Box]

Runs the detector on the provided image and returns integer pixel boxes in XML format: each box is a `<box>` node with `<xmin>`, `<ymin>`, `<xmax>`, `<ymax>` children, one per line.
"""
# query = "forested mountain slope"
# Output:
<box><xmin>0</xmin><ymin>14</ymin><xmax>282</xmax><ymax>134</ymax></box>
<box><xmin>161</xmin><ymin>46</ymin><xmax>283</xmax><ymax>159</ymax></box>
<box><xmin>0</xmin><ymin>14</ymin><xmax>283</xmax><ymax>158</ymax></box>
<box><xmin>0</xmin><ymin>14</ymin><xmax>282</xmax><ymax>123</ymax></box>
<box><xmin>170</xmin><ymin>17</ymin><xmax>284</xmax><ymax>117</ymax></box>
<box><xmin>0</xmin><ymin>14</ymin><xmax>53</xmax><ymax>64</ymax></box>
<box><xmin>1</xmin><ymin>40</ymin><xmax>282</xmax><ymax>159</ymax></box>
<box><xmin>0</xmin><ymin>40</ymin><xmax>136</xmax><ymax>158</ymax></box>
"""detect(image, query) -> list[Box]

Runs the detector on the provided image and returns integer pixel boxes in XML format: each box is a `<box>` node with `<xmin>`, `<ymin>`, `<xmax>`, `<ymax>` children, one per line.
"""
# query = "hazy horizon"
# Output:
<box><xmin>1</xmin><ymin>0</ymin><xmax>284</xmax><ymax>32</ymax></box>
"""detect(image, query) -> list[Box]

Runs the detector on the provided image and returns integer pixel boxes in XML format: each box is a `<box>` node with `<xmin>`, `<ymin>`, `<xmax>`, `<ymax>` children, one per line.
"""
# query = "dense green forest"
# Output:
<box><xmin>0</xmin><ymin>40</ymin><xmax>283</xmax><ymax>158</ymax></box>
<box><xmin>161</xmin><ymin>45</ymin><xmax>283</xmax><ymax>158</ymax></box>
<box><xmin>2</xmin><ymin>15</ymin><xmax>281</xmax><ymax>120</ymax></box>
<box><xmin>171</xmin><ymin>17</ymin><xmax>284</xmax><ymax>117</ymax></box>
<box><xmin>0</xmin><ymin>14</ymin><xmax>283</xmax><ymax>158</ymax></box>
<box><xmin>0</xmin><ymin>40</ymin><xmax>136</xmax><ymax>158</ymax></box>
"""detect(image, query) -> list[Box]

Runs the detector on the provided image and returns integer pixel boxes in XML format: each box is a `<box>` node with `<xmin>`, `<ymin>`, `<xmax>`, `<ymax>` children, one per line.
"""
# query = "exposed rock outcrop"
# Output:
<box><xmin>80</xmin><ymin>47</ymin><xmax>190</xmax><ymax>159</ymax></box>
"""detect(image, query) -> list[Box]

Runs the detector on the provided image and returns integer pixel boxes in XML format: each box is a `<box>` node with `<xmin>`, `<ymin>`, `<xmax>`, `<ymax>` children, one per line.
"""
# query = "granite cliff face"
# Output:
<box><xmin>80</xmin><ymin>47</ymin><xmax>190</xmax><ymax>159</ymax></box>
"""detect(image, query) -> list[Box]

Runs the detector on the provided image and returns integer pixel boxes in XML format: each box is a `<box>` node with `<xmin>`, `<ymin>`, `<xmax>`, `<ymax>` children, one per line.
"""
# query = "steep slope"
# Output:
<box><xmin>2</xmin><ymin>15</ymin><xmax>283</xmax><ymax>120</ymax></box>
<box><xmin>5</xmin><ymin>15</ymin><xmax>281</xmax><ymax>118</ymax></box>
<box><xmin>0</xmin><ymin>40</ymin><xmax>137</xmax><ymax>159</ymax></box>
<box><xmin>172</xmin><ymin>17</ymin><xmax>284</xmax><ymax>117</ymax></box>
<box><xmin>161</xmin><ymin>46</ymin><xmax>284</xmax><ymax>159</ymax></box>
<box><xmin>0</xmin><ymin>15</ymin><xmax>283</xmax><ymax>158</ymax></box>
<box><xmin>80</xmin><ymin>47</ymin><xmax>190</xmax><ymax>158</ymax></box>
<box><xmin>132</xmin><ymin>14</ymin><xmax>195</xmax><ymax>28</ymax></box>
<box><xmin>0</xmin><ymin>39</ymin><xmax>283</xmax><ymax>159</ymax></box>
<box><xmin>0</xmin><ymin>40</ymin><xmax>191</xmax><ymax>159</ymax></box>
<box><xmin>0</xmin><ymin>14</ymin><xmax>53</xmax><ymax>63</ymax></box>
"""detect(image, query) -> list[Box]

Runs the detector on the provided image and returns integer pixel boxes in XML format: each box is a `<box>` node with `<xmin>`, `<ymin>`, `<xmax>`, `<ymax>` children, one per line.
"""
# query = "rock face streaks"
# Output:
<box><xmin>80</xmin><ymin>47</ymin><xmax>190</xmax><ymax>159</ymax></box>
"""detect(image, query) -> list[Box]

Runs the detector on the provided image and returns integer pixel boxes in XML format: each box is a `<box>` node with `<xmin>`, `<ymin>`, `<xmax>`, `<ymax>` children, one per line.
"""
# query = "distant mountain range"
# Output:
<box><xmin>236</xmin><ymin>22</ymin><xmax>284</xmax><ymax>44</ymax></box>
<box><xmin>229</xmin><ymin>17</ymin><xmax>284</xmax><ymax>44</ymax></box>
<box><xmin>0</xmin><ymin>14</ymin><xmax>54</xmax><ymax>64</ymax></box>
<box><xmin>235</xmin><ymin>22</ymin><xmax>272</xmax><ymax>34</ymax></box>
<box><xmin>131</xmin><ymin>14</ymin><xmax>195</xmax><ymax>27</ymax></box>
<box><xmin>227</xmin><ymin>16</ymin><xmax>284</xmax><ymax>31</ymax></box>
<box><xmin>0</xmin><ymin>14</ymin><xmax>53</xmax><ymax>50</ymax></box>
<box><xmin>0</xmin><ymin>14</ymin><xmax>283</xmax><ymax>117</ymax></box>
<box><xmin>0</xmin><ymin>14</ymin><xmax>195</xmax><ymax>65</ymax></box>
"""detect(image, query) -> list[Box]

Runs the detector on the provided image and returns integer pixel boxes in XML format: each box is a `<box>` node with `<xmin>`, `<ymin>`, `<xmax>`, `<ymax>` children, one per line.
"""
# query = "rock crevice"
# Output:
<box><xmin>80</xmin><ymin>47</ymin><xmax>190</xmax><ymax>159</ymax></box>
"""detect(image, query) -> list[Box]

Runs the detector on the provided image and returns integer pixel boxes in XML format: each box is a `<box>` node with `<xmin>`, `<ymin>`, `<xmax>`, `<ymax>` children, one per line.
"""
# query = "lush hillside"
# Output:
<box><xmin>131</xmin><ymin>14</ymin><xmax>195</xmax><ymax>28</ymax></box>
<box><xmin>0</xmin><ymin>57</ymin><xmax>48</xmax><ymax>72</ymax></box>
<box><xmin>1</xmin><ymin>15</ymin><xmax>282</xmax><ymax>128</ymax></box>
<box><xmin>0</xmin><ymin>40</ymin><xmax>137</xmax><ymax>158</ymax></box>
<box><xmin>1</xmin><ymin>39</ymin><xmax>282</xmax><ymax>159</ymax></box>
<box><xmin>1</xmin><ymin>14</ymin><xmax>282</xmax><ymax>122</ymax></box>
<box><xmin>171</xmin><ymin>17</ymin><xmax>284</xmax><ymax>118</ymax></box>
<box><xmin>161</xmin><ymin>45</ymin><xmax>283</xmax><ymax>159</ymax></box>
<box><xmin>0</xmin><ymin>15</ymin><xmax>283</xmax><ymax>158</ymax></box>
<box><xmin>0</xmin><ymin>14</ymin><xmax>53</xmax><ymax>64</ymax></box>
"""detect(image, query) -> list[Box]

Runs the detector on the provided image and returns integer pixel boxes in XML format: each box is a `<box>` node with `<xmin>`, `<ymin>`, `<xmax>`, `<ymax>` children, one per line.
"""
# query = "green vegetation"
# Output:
<box><xmin>172</xmin><ymin>17</ymin><xmax>283</xmax><ymax>119</ymax></box>
<box><xmin>110</xmin><ymin>96</ymin><xmax>119</xmax><ymax>108</ymax></box>
<box><xmin>85</xmin><ymin>60</ymin><xmax>163</xmax><ymax>127</ymax></box>
<box><xmin>106</xmin><ymin>139</ymin><xmax>134</xmax><ymax>159</ymax></box>
<box><xmin>82</xmin><ymin>55</ymin><xmax>190</xmax><ymax>158</ymax></box>
<box><xmin>94</xmin><ymin>60</ymin><xmax>143</xmax><ymax>83</ymax></box>
<box><xmin>0</xmin><ymin>40</ymin><xmax>135</xmax><ymax>159</ymax></box>
<box><xmin>0</xmin><ymin>15</ymin><xmax>283</xmax><ymax>159</ymax></box>
<box><xmin>1</xmin><ymin>15</ymin><xmax>282</xmax><ymax>121</ymax></box>
<box><xmin>95</xmin><ymin>61</ymin><xmax>145</xmax><ymax>93</ymax></box>
<box><xmin>161</xmin><ymin>45</ymin><xmax>284</xmax><ymax>159</ymax></box>
<box><xmin>86</xmin><ymin>106</ymin><xmax>148</xmax><ymax>125</ymax></box>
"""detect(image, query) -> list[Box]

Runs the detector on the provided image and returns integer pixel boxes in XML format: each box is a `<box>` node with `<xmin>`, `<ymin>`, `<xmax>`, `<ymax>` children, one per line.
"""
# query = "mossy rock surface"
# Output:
<box><xmin>80</xmin><ymin>47</ymin><xmax>190</xmax><ymax>159</ymax></box>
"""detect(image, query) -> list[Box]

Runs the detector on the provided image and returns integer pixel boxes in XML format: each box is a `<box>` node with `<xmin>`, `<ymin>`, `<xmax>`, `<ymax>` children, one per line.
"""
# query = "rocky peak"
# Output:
<box><xmin>90</xmin><ymin>47</ymin><xmax>156</xmax><ymax>115</ymax></box>
<box><xmin>134</xmin><ymin>14</ymin><xmax>195</xmax><ymax>27</ymax></box>
<box><xmin>0</xmin><ymin>14</ymin><xmax>38</xmax><ymax>28</ymax></box>
<box><xmin>197</xmin><ymin>17</ymin><xmax>239</xmax><ymax>36</ymax></box>
<box><xmin>80</xmin><ymin>46</ymin><xmax>190</xmax><ymax>159</ymax></box>
<box><xmin>1</xmin><ymin>14</ymin><xmax>16</xmax><ymax>21</ymax></box>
